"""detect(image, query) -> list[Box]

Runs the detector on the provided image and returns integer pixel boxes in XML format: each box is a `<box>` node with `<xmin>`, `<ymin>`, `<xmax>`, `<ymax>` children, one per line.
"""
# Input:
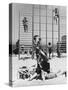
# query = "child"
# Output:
<box><xmin>48</xmin><ymin>42</ymin><xmax>52</xmax><ymax>59</ymax></box>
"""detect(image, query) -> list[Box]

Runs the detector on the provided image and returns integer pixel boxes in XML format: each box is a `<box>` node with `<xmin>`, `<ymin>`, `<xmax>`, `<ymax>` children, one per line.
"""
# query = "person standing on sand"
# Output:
<box><xmin>48</xmin><ymin>42</ymin><xmax>52</xmax><ymax>59</ymax></box>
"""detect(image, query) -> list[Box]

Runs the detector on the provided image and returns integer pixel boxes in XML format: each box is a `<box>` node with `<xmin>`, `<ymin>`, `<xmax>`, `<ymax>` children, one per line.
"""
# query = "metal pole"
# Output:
<box><xmin>58</xmin><ymin>11</ymin><xmax>60</xmax><ymax>57</ymax></box>
<box><xmin>46</xmin><ymin>5</ymin><xmax>47</xmax><ymax>53</ymax></box>
<box><xmin>52</xmin><ymin>8</ymin><xmax>54</xmax><ymax>57</ymax></box>
<box><xmin>32</xmin><ymin>5</ymin><xmax>34</xmax><ymax>59</ymax></box>
<box><xmin>39</xmin><ymin>5</ymin><xmax>41</xmax><ymax>37</ymax></box>
<box><xmin>58</xmin><ymin>12</ymin><xmax>60</xmax><ymax>43</ymax></box>
<box><xmin>19</xmin><ymin>11</ymin><xmax>20</xmax><ymax>60</ymax></box>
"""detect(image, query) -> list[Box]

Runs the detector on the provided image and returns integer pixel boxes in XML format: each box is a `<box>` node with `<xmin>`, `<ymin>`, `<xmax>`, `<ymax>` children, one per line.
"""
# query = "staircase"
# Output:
<box><xmin>19</xmin><ymin>27</ymin><xmax>32</xmax><ymax>52</ymax></box>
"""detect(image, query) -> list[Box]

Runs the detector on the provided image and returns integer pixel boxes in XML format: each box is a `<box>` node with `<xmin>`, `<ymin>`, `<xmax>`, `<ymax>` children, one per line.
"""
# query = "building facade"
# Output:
<box><xmin>12</xmin><ymin>4</ymin><xmax>66</xmax><ymax>53</ymax></box>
